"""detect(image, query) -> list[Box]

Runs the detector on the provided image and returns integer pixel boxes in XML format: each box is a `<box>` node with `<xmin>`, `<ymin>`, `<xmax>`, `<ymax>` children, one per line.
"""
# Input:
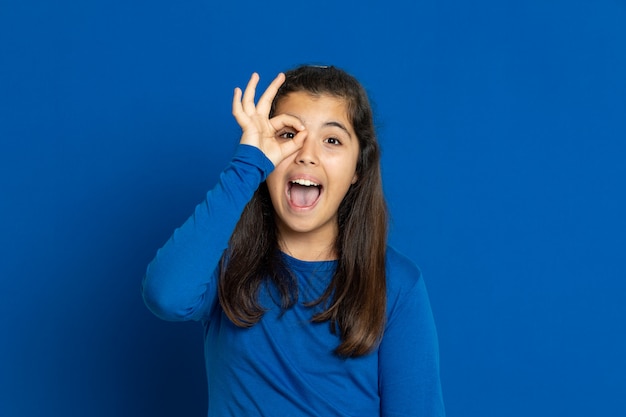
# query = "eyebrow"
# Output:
<box><xmin>324</xmin><ymin>121</ymin><xmax>352</xmax><ymax>139</ymax></box>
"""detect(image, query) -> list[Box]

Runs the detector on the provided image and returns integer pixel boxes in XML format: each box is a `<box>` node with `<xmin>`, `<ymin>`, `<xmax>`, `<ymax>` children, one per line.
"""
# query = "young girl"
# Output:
<box><xmin>142</xmin><ymin>65</ymin><xmax>445</xmax><ymax>416</ymax></box>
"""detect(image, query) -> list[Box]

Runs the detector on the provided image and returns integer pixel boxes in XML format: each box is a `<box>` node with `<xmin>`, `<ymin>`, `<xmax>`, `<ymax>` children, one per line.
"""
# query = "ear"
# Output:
<box><xmin>351</xmin><ymin>173</ymin><xmax>358</xmax><ymax>184</ymax></box>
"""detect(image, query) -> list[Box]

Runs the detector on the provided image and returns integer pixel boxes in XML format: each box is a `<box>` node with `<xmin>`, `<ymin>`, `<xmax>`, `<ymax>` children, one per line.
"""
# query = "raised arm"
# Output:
<box><xmin>142</xmin><ymin>73</ymin><xmax>307</xmax><ymax>322</ymax></box>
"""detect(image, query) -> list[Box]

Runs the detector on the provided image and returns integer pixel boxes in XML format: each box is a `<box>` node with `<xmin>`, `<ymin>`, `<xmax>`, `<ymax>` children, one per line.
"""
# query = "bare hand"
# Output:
<box><xmin>232</xmin><ymin>72</ymin><xmax>307</xmax><ymax>167</ymax></box>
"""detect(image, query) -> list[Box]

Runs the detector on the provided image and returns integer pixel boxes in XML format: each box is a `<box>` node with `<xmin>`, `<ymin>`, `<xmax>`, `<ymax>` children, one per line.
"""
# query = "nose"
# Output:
<box><xmin>295</xmin><ymin>136</ymin><xmax>318</xmax><ymax>166</ymax></box>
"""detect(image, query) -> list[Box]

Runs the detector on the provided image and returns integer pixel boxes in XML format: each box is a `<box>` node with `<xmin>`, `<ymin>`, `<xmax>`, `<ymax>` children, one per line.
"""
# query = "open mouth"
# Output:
<box><xmin>287</xmin><ymin>179</ymin><xmax>322</xmax><ymax>208</ymax></box>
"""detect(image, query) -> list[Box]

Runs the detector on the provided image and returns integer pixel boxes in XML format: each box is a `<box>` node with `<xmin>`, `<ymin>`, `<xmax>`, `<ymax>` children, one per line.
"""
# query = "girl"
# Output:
<box><xmin>142</xmin><ymin>65</ymin><xmax>445</xmax><ymax>416</ymax></box>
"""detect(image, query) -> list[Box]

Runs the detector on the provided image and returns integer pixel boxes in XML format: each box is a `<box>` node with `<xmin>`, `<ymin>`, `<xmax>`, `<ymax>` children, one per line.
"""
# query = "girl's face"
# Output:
<box><xmin>267</xmin><ymin>92</ymin><xmax>360</xmax><ymax>254</ymax></box>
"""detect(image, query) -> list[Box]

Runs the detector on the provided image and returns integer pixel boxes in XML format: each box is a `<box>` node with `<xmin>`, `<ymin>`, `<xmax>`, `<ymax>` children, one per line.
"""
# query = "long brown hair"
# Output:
<box><xmin>218</xmin><ymin>65</ymin><xmax>388</xmax><ymax>357</ymax></box>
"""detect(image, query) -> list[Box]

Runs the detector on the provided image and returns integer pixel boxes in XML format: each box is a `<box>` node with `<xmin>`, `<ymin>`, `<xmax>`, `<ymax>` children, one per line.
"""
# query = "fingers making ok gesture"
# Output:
<box><xmin>232</xmin><ymin>72</ymin><xmax>307</xmax><ymax>167</ymax></box>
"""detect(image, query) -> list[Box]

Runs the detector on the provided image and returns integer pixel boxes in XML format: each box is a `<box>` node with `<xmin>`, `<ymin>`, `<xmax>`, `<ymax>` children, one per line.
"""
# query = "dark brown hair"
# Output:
<box><xmin>218</xmin><ymin>65</ymin><xmax>388</xmax><ymax>357</ymax></box>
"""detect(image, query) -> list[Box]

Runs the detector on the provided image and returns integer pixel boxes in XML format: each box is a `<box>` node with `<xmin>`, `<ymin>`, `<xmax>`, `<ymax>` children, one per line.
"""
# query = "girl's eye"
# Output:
<box><xmin>324</xmin><ymin>137</ymin><xmax>342</xmax><ymax>145</ymax></box>
<box><xmin>278</xmin><ymin>131</ymin><xmax>296</xmax><ymax>140</ymax></box>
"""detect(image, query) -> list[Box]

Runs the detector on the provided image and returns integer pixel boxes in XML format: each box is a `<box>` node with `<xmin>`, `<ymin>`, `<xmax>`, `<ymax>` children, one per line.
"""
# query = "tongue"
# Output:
<box><xmin>290</xmin><ymin>184</ymin><xmax>320</xmax><ymax>207</ymax></box>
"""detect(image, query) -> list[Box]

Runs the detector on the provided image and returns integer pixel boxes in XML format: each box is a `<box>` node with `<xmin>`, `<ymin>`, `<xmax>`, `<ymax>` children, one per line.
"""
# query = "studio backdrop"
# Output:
<box><xmin>1</xmin><ymin>0</ymin><xmax>625</xmax><ymax>416</ymax></box>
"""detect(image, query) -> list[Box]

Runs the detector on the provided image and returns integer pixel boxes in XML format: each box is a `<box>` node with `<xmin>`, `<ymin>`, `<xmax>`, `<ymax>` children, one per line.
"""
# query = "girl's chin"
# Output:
<box><xmin>275</xmin><ymin>213</ymin><xmax>338</xmax><ymax>238</ymax></box>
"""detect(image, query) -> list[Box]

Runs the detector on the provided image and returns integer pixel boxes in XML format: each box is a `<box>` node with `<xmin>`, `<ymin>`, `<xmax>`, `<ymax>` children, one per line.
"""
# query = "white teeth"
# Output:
<box><xmin>291</xmin><ymin>179</ymin><xmax>319</xmax><ymax>187</ymax></box>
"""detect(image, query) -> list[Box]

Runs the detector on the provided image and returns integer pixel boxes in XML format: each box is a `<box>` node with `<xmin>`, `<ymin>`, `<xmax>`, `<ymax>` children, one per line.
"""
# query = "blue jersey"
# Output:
<box><xmin>142</xmin><ymin>145</ymin><xmax>445</xmax><ymax>416</ymax></box>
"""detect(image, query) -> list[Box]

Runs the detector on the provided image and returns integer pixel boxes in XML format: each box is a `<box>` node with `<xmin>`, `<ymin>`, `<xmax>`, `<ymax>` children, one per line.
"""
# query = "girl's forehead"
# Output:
<box><xmin>275</xmin><ymin>92</ymin><xmax>349</xmax><ymax>117</ymax></box>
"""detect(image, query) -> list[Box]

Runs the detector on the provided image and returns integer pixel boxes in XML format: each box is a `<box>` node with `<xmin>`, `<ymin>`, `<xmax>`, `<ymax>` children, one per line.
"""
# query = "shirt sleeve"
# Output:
<box><xmin>379</xmin><ymin>251</ymin><xmax>446</xmax><ymax>417</ymax></box>
<box><xmin>141</xmin><ymin>144</ymin><xmax>274</xmax><ymax>322</ymax></box>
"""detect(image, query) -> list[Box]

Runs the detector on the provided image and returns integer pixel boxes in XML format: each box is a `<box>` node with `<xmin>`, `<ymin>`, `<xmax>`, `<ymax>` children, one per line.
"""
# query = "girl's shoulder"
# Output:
<box><xmin>384</xmin><ymin>246</ymin><xmax>425</xmax><ymax>303</ymax></box>
<box><xmin>385</xmin><ymin>246</ymin><xmax>423</xmax><ymax>285</ymax></box>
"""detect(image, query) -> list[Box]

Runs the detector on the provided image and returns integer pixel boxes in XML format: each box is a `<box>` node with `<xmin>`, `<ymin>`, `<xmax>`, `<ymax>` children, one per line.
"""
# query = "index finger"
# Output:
<box><xmin>255</xmin><ymin>72</ymin><xmax>286</xmax><ymax>116</ymax></box>
<box><xmin>241</xmin><ymin>72</ymin><xmax>261</xmax><ymax>115</ymax></box>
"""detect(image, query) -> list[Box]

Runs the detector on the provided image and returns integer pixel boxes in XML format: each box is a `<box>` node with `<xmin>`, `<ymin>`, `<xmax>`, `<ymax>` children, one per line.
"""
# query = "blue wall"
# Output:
<box><xmin>2</xmin><ymin>1</ymin><xmax>625</xmax><ymax>416</ymax></box>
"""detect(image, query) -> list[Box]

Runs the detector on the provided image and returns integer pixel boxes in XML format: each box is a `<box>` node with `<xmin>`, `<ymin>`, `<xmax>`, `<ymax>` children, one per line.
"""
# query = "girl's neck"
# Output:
<box><xmin>278</xmin><ymin>231</ymin><xmax>337</xmax><ymax>262</ymax></box>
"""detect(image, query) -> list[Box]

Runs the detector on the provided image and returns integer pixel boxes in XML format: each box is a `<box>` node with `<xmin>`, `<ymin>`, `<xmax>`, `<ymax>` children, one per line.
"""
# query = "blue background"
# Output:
<box><xmin>1</xmin><ymin>0</ymin><xmax>625</xmax><ymax>416</ymax></box>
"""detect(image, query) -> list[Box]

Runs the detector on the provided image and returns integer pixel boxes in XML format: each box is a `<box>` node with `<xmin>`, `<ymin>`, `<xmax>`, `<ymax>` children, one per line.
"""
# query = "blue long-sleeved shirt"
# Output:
<box><xmin>142</xmin><ymin>145</ymin><xmax>445</xmax><ymax>416</ymax></box>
